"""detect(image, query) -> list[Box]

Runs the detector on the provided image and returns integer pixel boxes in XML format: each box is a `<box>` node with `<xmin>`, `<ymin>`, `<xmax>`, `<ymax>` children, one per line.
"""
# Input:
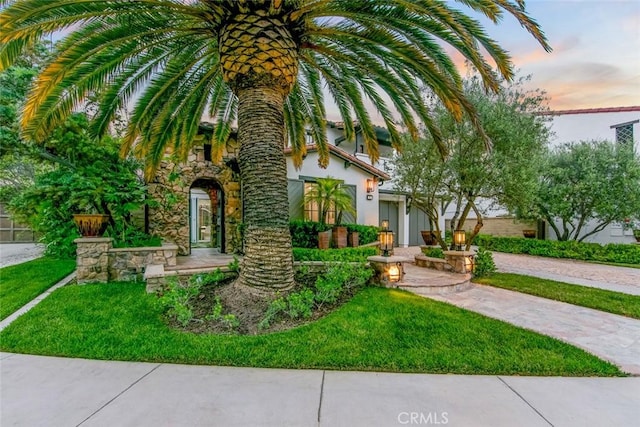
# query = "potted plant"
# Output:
<box><xmin>634</xmin><ymin>229</ymin><xmax>640</xmax><ymax>243</ymax></box>
<box><xmin>303</xmin><ymin>177</ymin><xmax>356</xmax><ymax>249</ymax></box>
<box><xmin>73</xmin><ymin>213</ymin><xmax>110</xmax><ymax>237</ymax></box>
<box><xmin>72</xmin><ymin>199</ymin><xmax>111</xmax><ymax>237</ymax></box>
<box><xmin>523</xmin><ymin>229</ymin><xmax>536</xmax><ymax>239</ymax></box>
<box><xmin>421</xmin><ymin>230</ymin><xmax>436</xmax><ymax>245</ymax></box>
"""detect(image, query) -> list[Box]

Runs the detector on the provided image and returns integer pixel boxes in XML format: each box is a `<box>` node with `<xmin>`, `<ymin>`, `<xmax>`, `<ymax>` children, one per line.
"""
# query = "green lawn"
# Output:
<box><xmin>0</xmin><ymin>257</ymin><xmax>76</xmax><ymax>320</ymax></box>
<box><xmin>0</xmin><ymin>282</ymin><xmax>623</xmax><ymax>376</ymax></box>
<box><xmin>474</xmin><ymin>273</ymin><xmax>640</xmax><ymax>319</ymax></box>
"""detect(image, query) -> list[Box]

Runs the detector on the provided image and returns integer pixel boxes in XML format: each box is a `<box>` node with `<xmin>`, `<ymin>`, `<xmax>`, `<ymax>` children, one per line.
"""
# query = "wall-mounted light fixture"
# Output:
<box><xmin>366</xmin><ymin>178</ymin><xmax>375</xmax><ymax>193</ymax></box>
<box><xmin>453</xmin><ymin>230</ymin><xmax>466</xmax><ymax>251</ymax></box>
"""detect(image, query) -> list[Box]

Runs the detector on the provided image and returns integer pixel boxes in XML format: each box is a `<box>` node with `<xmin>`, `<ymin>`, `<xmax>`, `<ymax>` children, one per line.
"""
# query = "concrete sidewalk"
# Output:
<box><xmin>2</xmin><ymin>353</ymin><xmax>639</xmax><ymax>427</ymax></box>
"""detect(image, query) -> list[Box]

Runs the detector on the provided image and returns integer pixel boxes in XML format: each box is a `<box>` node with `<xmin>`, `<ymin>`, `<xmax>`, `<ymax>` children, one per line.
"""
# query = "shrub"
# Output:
<box><xmin>345</xmin><ymin>223</ymin><xmax>379</xmax><ymax>245</ymax></box>
<box><xmin>290</xmin><ymin>220</ymin><xmax>379</xmax><ymax>248</ymax></box>
<box><xmin>474</xmin><ymin>234</ymin><xmax>640</xmax><ymax>265</ymax></box>
<box><xmin>259</xmin><ymin>263</ymin><xmax>373</xmax><ymax>329</ymax></box>
<box><xmin>190</xmin><ymin>268</ymin><xmax>226</xmax><ymax>287</ymax></box>
<box><xmin>205</xmin><ymin>297</ymin><xmax>239</xmax><ymax>330</ymax></box>
<box><xmin>314</xmin><ymin>263</ymin><xmax>372</xmax><ymax>305</ymax></box>
<box><xmin>156</xmin><ymin>277</ymin><xmax>201</xmax><ymax>326</ymax></box>
<box><xmin>259</xmin><ymin>297</ymin><xmax>287</xmax><ymax>330</ymax></box>
<box><xmin>473</xmin><ymin>247</ymin><xmax>496</xmax><ymax>277</ymax></box>
<box><xmin>284</xmin><ymin>289</ymin><xmax>315</xmax><ymax>319</ymax></box>
<box><xmin>421</xmin><ymin>247</ymin><xmax>445</xmax><ymax>259</ymax></box>
<box><xmin>290</xmin><ymin>220</ymin><xmax>331</xmax><ymax>248</ymax></box>
<box><xmin>293</xmin><ymin>247</ymin><xmax>377</xmax><ymax>262</ymax></box>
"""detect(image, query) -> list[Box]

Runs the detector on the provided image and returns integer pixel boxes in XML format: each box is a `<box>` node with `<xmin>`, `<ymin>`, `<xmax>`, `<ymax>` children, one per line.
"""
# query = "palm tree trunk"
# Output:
<box><xmin>236</xmin><ymin>86</ymin><xmax>295</xmax><ymax>294</ymax></box>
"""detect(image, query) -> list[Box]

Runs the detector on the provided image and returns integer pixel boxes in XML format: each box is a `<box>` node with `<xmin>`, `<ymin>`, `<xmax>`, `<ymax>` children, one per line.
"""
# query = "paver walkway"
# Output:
<box><xmin>420</xmin><ymin>285</ymin><xmax>640</xmax><ymax>375</ymax></box>
<box><xmin>394</xmin><ymin>246</ymin><xmax>640</xmax><ymax>375</ymax></box>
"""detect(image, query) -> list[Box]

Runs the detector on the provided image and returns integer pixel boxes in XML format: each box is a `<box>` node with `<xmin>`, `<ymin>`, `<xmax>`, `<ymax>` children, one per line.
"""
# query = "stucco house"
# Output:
<box><xmin>146</xmin><ymin>121</ymin><xmax>396</xmax><ymax>255</ymax></box>
<box><xmin>146</xmin><ymin>105</ymin><xmax>639</xmax><ymax>254</ymax></box>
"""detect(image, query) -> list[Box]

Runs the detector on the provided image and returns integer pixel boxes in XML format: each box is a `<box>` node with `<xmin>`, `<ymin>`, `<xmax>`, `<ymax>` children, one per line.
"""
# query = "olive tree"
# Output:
<box><xmin>533</xmin><ymin>140</ymin><xmax>640</xmax><ymax>241</ymax></box>
<box><xmin>393</xmin><ymin>75</ymin><xmax>550</xmax><ymax>249</ymax></box>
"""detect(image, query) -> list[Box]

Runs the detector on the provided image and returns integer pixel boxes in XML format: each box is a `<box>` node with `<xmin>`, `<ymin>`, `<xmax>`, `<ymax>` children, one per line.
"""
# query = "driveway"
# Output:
<box><xmin>491</xmin><ymin>252</ymin><xmax>640</xmax><ymax>295</ymax></box>
<box><xmin>0</xmin><ymin>243</ymin><xmax>44</xmax><ymax>268</ymax></box>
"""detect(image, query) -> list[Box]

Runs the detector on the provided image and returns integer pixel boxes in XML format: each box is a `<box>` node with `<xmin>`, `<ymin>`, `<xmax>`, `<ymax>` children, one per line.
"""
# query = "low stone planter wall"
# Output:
<box><xmin>415</xmin><ymin>251</ymin><xmax>476</xmax><ymax>274</ymax></box>
<box><xmin>414</xmin><ymin>255</ymin><xmax>452</xmax><ymax>271</ymax></box>
<box><xmin>75</xmin><ymin>237</ymin><xmax>178</xmax><ymax>284</ymax></box>
<box><xmin>145</xmin><ymin>260</ymin><xmax>373</xmax><ymax>293</ymax></box>
<box><xmin>109</xmin><ymin>244</ymin><xmax>178</xmax><ymax>282</ymax></box>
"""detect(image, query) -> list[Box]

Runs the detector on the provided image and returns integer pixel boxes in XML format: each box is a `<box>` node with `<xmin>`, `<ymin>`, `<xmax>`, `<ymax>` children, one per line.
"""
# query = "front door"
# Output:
<box><xmin>189</xmin><ymin>183</ymin><xmax>223</xmax><ymax>250</ymax></box>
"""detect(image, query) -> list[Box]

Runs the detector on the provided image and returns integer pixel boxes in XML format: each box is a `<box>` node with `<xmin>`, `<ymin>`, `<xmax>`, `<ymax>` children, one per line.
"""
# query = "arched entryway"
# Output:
<box><xmin>190</xmin><ymin>179</ymin><xmax>224</xmax><ymax>252</ymax></box>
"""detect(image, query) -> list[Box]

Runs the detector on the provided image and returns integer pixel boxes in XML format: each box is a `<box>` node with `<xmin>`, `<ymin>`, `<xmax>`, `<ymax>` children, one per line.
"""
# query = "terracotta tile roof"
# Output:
<box><xmin>539</xmin><ymin>106</ymin><xmax>640</xmax><ymax>116</ymax></box>
<box><xmin>284</xmin><ymin>144</ymin><xmax>391</xmax><ymax>180</ymax></box>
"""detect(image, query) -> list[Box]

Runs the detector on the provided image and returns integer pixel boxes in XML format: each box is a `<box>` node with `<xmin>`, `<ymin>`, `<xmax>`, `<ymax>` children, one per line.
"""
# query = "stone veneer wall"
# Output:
<box><xmin>147</xmin><ymin>150</ymin><xmax>242</xmax><ymax>255</ymax></box>
<box><xmin>75</xmin><ymin>238</ymin><xmax>178</xmax><ymax>283</ymax></box>
<box><xmin>445</xmin><ymin>217</ymin><xmax>538</xmax><ymax>237</ymax></box>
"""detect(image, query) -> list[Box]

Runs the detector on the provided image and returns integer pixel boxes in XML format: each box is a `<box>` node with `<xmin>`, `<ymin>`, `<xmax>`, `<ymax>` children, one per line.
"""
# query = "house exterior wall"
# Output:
<box><xmin>147</xmin><ymin>151</ymin><xmax>242</xmax><ymax>255</ymax></box>
<box><xmin>286</xmin><ymin>151</ymin><xmax>379</xmax><ymax>226</ymax></box>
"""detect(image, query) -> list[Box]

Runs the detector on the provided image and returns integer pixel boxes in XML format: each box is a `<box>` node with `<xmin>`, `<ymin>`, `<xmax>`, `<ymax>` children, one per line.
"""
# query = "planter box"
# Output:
<box><xmin>348</xmin><ymin>231</ymin><xmax>359</xmax><ymax>247</ymax></box>
<box><xmin>318</xmin><ymin>230</ymin><xmax>331</xmax><ymax>249</ymax></box>
<box><xmin>332</xmin><ymin>226</ymin><xmax>348</xmax><ymax>248</ymax></box>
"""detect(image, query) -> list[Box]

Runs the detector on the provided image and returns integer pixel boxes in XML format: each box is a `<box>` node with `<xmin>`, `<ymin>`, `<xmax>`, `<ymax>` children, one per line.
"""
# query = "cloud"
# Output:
<box><xmin>525</xmin><ymin>67</ymin><xmax>640</xmax><ymax>110</ymax></box>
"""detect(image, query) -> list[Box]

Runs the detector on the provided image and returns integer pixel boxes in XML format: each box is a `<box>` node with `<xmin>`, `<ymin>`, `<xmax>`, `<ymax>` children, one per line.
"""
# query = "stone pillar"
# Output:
<box><xmin>444</xmin><ymin>251</ymin><xmax>475</xmax><ymax>274</ymax></box>
<box><xmin>75</xmin><ymin>237</ymin><xmax>113</xmax><ymax>284</ymax></box>
<box><xmin>367</xmin><ymin>255</ymin><xmax>409</xmax><ymax>287</ymax></box>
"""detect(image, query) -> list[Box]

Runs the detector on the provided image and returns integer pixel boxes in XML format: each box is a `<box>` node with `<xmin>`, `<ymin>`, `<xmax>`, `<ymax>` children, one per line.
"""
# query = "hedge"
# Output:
<box><xmin>474</xmin><ymin>235</ymin><xmax>640</xmax><ymax>265</ymax></box>
<box><xmin>290</xmin><ymin>220</ymin><xmax>379</xmax><ymax>249</ymax></box>
<box><xmin>293</xmin><ymin>247</ymin><xmax>378</xmax><ymax>262</ymax></box>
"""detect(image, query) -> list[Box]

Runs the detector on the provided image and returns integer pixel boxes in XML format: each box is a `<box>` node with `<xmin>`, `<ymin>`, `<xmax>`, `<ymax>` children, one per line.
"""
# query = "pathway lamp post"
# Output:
<box><xmin>379</xmin><ymin>220</ymin><xmax>394</xmax><ymax>257</ymax></box>
<box><xmin>453</xmin><ymin>230</ymin><xmax>466</xmax><ymax>251</ymax></box>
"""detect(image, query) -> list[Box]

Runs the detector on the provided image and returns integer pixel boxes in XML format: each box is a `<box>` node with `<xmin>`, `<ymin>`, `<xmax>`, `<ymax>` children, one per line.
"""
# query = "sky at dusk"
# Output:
<box><xmin>473</xmin><ymin>0</ymin><xmax>640</xmax><ymax>111</ymax></box>
<box><xmin>43</xmin><ymin>1</ymin><xmax>639</xmax><ymax>117</ymax></box>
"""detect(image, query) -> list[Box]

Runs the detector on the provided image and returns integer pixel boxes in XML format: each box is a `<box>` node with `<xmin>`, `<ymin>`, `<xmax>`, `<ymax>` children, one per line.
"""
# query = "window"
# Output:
<box><xmin>611</xmin><ymin>120</ymin><xmax>638</xmax><ymax>145</ymax></box>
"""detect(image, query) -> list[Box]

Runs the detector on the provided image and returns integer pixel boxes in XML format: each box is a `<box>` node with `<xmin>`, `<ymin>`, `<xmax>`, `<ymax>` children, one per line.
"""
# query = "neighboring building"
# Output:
<box><xmin>538</xmin><ymin>106</ymin><xmax>639</xmax><ymax>244</ymax></box>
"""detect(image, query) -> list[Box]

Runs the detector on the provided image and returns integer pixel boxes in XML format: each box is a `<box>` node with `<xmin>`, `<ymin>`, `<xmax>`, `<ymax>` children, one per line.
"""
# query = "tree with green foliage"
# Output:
<box><xmin>7</xmin><ymin>114</ymin><xmax>149</xmax><ymax>258</ymax></box>
<box><xmin>1</xmin><ymin>0</ymin><xmax>550</xmax><ymax>294</ymax></box>
<box><xmin>532</xmin><ymin>140</ymin><xmax>640</xmax><ymax>242</ymax></box>
<box><xmin>0</xmin><ymin>40</ymin><xmax>51</xmax><ymax>202</ymax></box>
<box><xmin>391</xmin><ymin>133</ymin><xmax>451</xmax><ymax>249</ymax></box>
<box><xmin>393</xmin><ymin>74</ymin><xmax>550</xmax><ymax>249</ymax></box>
